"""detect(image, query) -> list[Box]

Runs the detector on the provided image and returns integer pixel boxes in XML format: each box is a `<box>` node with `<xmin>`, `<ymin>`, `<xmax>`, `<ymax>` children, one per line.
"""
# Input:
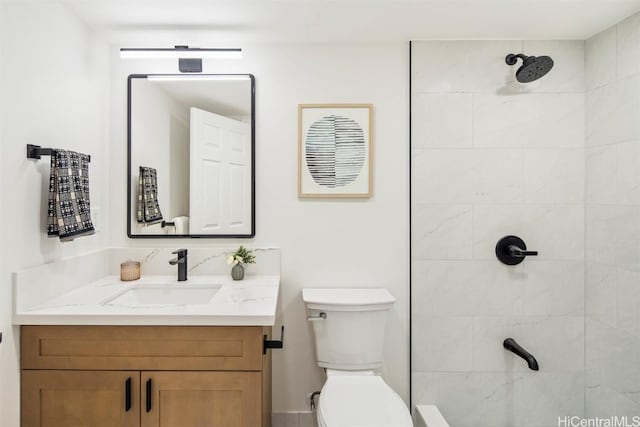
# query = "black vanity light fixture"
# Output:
<box><xmin>119</xmin><ymin>45</ymin><xmax>242</xmax><ymax>73</ymax></box>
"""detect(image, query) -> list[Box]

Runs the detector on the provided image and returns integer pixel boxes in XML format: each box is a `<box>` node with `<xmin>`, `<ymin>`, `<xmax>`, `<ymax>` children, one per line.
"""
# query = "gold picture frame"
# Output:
<box><xmin>298</xmin><ymin>104</ymin><xmax>373</xmax><ymax>198</ymax></box>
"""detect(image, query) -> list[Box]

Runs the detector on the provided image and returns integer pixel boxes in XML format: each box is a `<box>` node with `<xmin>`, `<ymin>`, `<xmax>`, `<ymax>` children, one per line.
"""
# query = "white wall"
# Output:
<box><xmin>585</xmin><ymin>13</ymin><xmax>640</xmax><ymax>418</ymax></box>
<box><xmin>109</xmin><ymin>44</ymin><xmax>410</xmax><ymax>411</ymax></box>
<box><xmin>0</xmin><ymin>3</ymin><xmax>110</xmax><ymax>426</ymax></box>
<box><xmin>411</xmin><ymin>40</ymin><xmax>586</xmax><ymax>427</ymax></box>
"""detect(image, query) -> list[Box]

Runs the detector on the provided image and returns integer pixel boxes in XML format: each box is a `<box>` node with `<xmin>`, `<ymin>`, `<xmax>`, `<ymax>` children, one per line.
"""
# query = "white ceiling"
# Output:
<box><xmin>151</xmin><ymin>78</ymin><xmax>252</xmax><ymax>116</ymax></box>
<box><xmin>59</xmin><ymin>0</ymin><xmax>640</xmax><ymax>43</ymax></box>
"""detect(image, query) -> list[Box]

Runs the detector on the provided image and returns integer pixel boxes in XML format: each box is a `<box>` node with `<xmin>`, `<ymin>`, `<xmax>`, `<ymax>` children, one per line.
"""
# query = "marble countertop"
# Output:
<box><xmin>13</xmin><ymin>275</ymin><xmax>280</xmax><ymax>326</ymax></box>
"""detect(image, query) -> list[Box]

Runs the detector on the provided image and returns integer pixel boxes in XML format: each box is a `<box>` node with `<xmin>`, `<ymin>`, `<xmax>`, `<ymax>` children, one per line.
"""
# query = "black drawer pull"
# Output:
<box><xmin>146</xmin><ymin>378</ymin><xmax>152</xmax><ymax>412</ymax></box>
<box><xmin>124</xmin><ymin>377</ymin><xmax>132</xmax><ymax>412</ymax></box>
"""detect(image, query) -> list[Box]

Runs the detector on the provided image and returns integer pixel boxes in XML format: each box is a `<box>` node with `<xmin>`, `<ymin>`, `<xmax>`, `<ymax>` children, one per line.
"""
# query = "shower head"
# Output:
<box><xmin>505</xmin><ymin>53</ymin><xmax>554</xmax><ymax>83</ymax></box>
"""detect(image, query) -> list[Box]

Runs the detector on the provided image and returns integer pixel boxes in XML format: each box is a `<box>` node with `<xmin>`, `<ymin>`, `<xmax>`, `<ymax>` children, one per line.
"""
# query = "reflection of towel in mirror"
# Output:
<box><xmin>137</xmin><ymin>166</ymin><xmax>163</xmax><ymax>224</ymax></box>
<box><xmin>47</xmin><ymin>149</ymin><xmax>95</xmax><ymax>241</ymax></box>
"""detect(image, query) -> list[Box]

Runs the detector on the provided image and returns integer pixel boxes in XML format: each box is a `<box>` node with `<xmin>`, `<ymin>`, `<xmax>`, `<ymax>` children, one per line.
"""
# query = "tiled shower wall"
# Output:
<box><xmin>411</xmin><ymin>40</ymin><xmax>586</xmax><ymax>427</ymax></box>
<box><xmin>585</xmin><ymin>13</ymin><xmax>640</xmax><ymax>418</ymax></box>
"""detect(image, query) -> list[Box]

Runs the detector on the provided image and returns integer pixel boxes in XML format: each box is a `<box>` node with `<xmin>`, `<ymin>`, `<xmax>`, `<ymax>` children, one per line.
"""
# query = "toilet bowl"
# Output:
<box><xmin>302</xmin><ymin>288</ymin><xmax>413</xmax><ymax>427</ymax></box>
<box><xmin>317</xmin><ymin>370</ymin><xmax>413</xmax><ymax>427</ymax></box>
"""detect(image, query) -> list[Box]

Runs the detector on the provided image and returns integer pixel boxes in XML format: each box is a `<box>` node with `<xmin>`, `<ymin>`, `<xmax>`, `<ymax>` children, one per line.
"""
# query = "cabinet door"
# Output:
<box><xmin>22</xmin><ymin>370</ymin><xmax>139</xmax><ymax>427</ymax></box>
<box><xmin>141</xmin><ymin>371</ymin><xmax>261</xmax><ymax>427</ymax></box>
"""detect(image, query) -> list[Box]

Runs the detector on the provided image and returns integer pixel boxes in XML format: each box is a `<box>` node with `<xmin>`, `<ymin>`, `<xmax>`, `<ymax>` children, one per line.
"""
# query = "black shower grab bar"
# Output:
<box><xmin>26</xmin><ymin>144</ymin><xmax>91</xmax><ymax>162</ymax></box>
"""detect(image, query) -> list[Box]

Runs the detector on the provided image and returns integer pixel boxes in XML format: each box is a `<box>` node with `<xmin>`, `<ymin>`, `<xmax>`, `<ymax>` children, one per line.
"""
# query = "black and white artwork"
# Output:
<box><xmin>299</xmin><ymin>104</ymin><xmax>372</xmax><ymax>197</ymax></box>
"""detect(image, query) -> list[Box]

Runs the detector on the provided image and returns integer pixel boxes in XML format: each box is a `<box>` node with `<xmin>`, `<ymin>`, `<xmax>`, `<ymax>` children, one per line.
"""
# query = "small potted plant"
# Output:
<box><xmin>227</xmin><ymin>246</ymin><xmax>256</xmax><ymax>281</ymax></box>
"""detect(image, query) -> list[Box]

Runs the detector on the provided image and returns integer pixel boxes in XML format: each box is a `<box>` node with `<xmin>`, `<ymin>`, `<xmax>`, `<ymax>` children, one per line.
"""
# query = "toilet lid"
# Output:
<box><xmin>318</xmin><ymin>375</ymin><xmax>413</xmax><ymax>427</ymax></box>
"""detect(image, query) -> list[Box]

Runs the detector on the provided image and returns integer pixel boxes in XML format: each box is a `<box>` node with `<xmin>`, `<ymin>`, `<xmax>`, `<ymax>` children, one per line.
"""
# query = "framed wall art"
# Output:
<box><xmin>298</xmin><ymin>104</ymin><xmax>373</xmax><ymax>198</ymax></box>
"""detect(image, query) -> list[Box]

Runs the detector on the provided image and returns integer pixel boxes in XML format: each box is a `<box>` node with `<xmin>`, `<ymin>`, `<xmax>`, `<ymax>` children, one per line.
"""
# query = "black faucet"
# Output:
<box><xmin>169</xmin><ymin>249</ymin><xmax>188</xmax><ymax>282</ymax></box>
<box><xmin>503</xmin><ymin>338</ymin><xmax>539</xmax><ymax>371</ymax></box>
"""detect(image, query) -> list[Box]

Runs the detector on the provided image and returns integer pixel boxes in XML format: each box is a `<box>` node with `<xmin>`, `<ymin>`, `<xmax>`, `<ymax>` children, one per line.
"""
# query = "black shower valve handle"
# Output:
<box><xmin>496</xmin><ymin>235</ymin><xmax>538</xmax><ymax>265</ymax></box>
<box><xmin>508</xmin><ymin>245</ymin><xmax>538</xmax><ymax>258</ymax></box>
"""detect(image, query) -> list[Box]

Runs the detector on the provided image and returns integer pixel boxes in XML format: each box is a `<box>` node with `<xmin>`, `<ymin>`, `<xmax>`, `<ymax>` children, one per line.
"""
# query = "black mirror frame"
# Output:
<box><xmin>126</xmin><ymin>73</ymin><xmax>256</xmax><ymax>239</ymax></box>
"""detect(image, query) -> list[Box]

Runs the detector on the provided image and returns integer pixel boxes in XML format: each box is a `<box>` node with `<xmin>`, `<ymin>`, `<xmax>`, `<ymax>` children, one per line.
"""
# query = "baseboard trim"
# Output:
<box><xmin>272</xmin><ymin>411</ymin><xmax>316</xmax><ymax>427</ymax></box>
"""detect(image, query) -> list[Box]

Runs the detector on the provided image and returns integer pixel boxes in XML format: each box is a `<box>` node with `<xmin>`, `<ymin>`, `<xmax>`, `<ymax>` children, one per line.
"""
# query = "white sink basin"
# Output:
<box><xmin>104</xmin><ymin>284</ymin><xmax>221</xmax><ymax>307</ymax></box>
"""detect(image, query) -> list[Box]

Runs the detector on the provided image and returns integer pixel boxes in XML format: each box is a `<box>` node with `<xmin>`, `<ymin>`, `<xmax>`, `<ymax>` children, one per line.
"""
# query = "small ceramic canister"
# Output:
<box><xmin>120</xmin><ymin>261</ymin><xmax>141</xmax><ymax>281</ymax></box>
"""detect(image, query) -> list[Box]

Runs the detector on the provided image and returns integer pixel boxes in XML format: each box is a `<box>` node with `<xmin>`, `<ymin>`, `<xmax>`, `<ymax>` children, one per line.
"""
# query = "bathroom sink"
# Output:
<box><xmin>104</xmin><ymin>284</ymin><xmax>221</xmax><ymax>307</ymax></box>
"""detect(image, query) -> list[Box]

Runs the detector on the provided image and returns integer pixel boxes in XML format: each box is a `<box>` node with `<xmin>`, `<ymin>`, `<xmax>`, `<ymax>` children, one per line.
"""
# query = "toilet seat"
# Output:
<box><xmin>317</xmin><ymin>374</ymin><xmax>413</xmax><ymax>427</ymax></box>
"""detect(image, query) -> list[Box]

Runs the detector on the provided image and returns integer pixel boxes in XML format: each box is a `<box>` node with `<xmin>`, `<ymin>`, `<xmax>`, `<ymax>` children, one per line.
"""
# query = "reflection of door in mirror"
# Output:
<box><xmin>190</xmin><ymin>107</ymin><xmax>251</xmax><ymax>235</ymax></box>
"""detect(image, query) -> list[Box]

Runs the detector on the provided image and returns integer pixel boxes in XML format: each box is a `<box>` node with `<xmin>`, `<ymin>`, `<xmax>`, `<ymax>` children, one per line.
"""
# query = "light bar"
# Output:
<box><xmin>120</xmin><ymin>47</ymin><xmax>242</xmax><ymax>59</ymax></box>
<box><xmin>147</xmin><ymin>75</ymin><xmax>251</xmax><ymax>82</ymax></box>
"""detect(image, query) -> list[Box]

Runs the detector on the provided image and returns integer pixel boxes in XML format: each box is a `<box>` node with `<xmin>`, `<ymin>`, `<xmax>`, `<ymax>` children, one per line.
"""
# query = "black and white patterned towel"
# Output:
<box><xmin>137</xmin><ymin>166</ymin><xmax>163</xmax><ymax>224</ymax></box>
<box><xmin>47</xmin><ymin>149</ymin><xmax>95</xmax><ymax>241</ymax></box>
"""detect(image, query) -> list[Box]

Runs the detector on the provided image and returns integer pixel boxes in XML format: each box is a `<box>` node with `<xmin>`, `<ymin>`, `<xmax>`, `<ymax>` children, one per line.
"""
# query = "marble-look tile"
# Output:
<box><xmin>412</xmin><ymin>315</ymin><xmax>473</xmax><ymax>372</ymax></box>
<box><xmin>412</xmin><ymin>372</ymin><xmax>523</xmax><ymax>427</ymax></box>
<box><xmin>472</xmin><ymin>204</ymin><xmax>584</xmax><ymax>261</ymax></box>
<box><xmin>615</xmin><ymin>141</ymin><xmax>640</xmax><ymax>205</ymax></box>
<box><xmin>586</xmin><ymin>261</ymin><xmax>618</xmax><ymax>328</ymax></box>
<box><xmin>472</xmin><ymin>93</ymin><xmax>537</xmax><ymax>148</ymax></box>
<box><xmin>412</xmin><ymin>204</ymin><xmax>473</xmax><ymax>260</ymax></box>
<box><xmin>414</xmin><ymin>372</ymin><xmax>585</xmax><ymax>427</ymax></box>
<box><xmin>412</xmin><ymin>93</ymin><xmax>473</xmax><ymax>148</ymax></box>
<box><xmin>617</xmin><ymin>268</ymin><xmax>640</xmax><ymax>338</ymax></box>
<box><xmin>586</xmin><ymin>145</ymin><xmax>617</xmax><ymax>205</ymax></box>
<box><xmin>585</xmin><ymin>382</ymin><xmax>619</xmax><ymax>419</ymax></box>
<box><xmin>523</xmin><ymin>260</ymin><xmax>584</xmax><ymax>316</ymax></box>
<box><xmin>587</xmin><ymin>75</ymin><xmax>640</xmax><ymax>147</ymax></box>
<box><xmin>472</xmin><ymin>93</ymin><xmax>584</xmax><ymax>148</ymax></box>
<box><xmin>586</xmin><ymin>205</ymin><xmax>622</xmax><ymax>266</ymax></box>
<box><xmin>518</xmin><ymin>373</ymin><xmax>585</xmax><ymax>427</ymax></box>
<box><xmin>522</xmin><ymin>40</ymin><xmax>585</xmax><ymax>93</ymax></box>
<box><xmin>586</xmin><ymin>205</ymin><xmax>640</xmax><ymax>269</ymax></box>
<box><xmin>473</xmin><ymin>316</ymin><xmax>584</xmax><ymax>373</ymax></box>
<box><xmin>522</xmin><ymin>149</ymin><xmax>584</xmax><ymax>204</ymax></box>
<box><xmin>615</xmin><ymin>394</ymin><xmax>640</xmax><ymax>419</ymax></box>
<box><xmin>529</xmin><ymin>93</ymin><xmax>585</xmax><ymax>149</ymax></box>
<box><xmin>411</xmin><ymin>148</ymin><xmax>523</xmax><ymax>204</ymax></box>
<box><xmin>412</xmin><ymin>40</ymin><xmax>523</xmax><ymax>93</ymax></box>
<box><xmin>586</xmin><ymin>26</ymin><xmax>617</xmax><ymax>90</ymax></box>
<box><xmin>412</xmin><ymin>260</ymin><xmax>524</xmax><ymax>316</ymax></box>
<box><xmin>586</xmin><ymin>319</ymin><xmax>640</xmax><ymax>405</ymax></box>
<box><xmin>617</xmin><ymin>12</ymin><xmax>640</xmax><ymax>80</ymax></box>
<box><xmin>587</xmin><ymin>142</ymin><xmax>640</xmax><ymax>205</ymax></box>
<box><xmin>586</xmin><ymin>382</ymin><xmax>640</xmax><ymax>420</ymax></box>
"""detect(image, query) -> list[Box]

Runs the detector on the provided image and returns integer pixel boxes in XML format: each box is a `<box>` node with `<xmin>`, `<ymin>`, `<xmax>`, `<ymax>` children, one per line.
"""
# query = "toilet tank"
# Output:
<box><xmin>302</xmin><ymin>288</ymin><xmax>395</xmax><ymax>370</ymax></box>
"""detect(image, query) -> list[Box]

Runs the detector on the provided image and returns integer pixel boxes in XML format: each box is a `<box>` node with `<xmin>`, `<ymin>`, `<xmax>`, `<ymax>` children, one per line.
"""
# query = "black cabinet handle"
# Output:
<box><xmin>124</xmin><ymin>377</ymin><xmax>132</xmax><ymax>412</ymax></box>
<box><xmin>145</xmin><ymin>378</ymin><xmax>152</xmax><ymax>412</ymax></box>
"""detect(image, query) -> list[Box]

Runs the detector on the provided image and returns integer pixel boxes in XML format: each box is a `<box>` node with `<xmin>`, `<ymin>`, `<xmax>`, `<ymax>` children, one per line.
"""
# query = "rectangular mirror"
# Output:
<box><xmin>127</xmin><ymin>74</ymin><xmax>255</xmax><ymax>238</ymax></box>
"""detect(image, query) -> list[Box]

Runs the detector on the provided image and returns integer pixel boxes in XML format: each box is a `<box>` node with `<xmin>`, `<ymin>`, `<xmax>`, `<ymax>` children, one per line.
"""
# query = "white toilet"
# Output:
<box><xmin>302</xmin><ymin>288</ymin><xmax>413</xmax><ymax>427</ymax></box>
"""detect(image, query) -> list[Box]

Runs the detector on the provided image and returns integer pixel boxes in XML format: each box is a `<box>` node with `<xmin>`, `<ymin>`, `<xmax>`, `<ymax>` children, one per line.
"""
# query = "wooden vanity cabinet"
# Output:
<box><xmin>21</xmin><ymin>326</ymin><xmax>272</xmax><ymax>427</ymax></box>
<box><xmin>22</xmin><ymin>370</ymin><xmax>140</xmax><ymax>427</ymax></box>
